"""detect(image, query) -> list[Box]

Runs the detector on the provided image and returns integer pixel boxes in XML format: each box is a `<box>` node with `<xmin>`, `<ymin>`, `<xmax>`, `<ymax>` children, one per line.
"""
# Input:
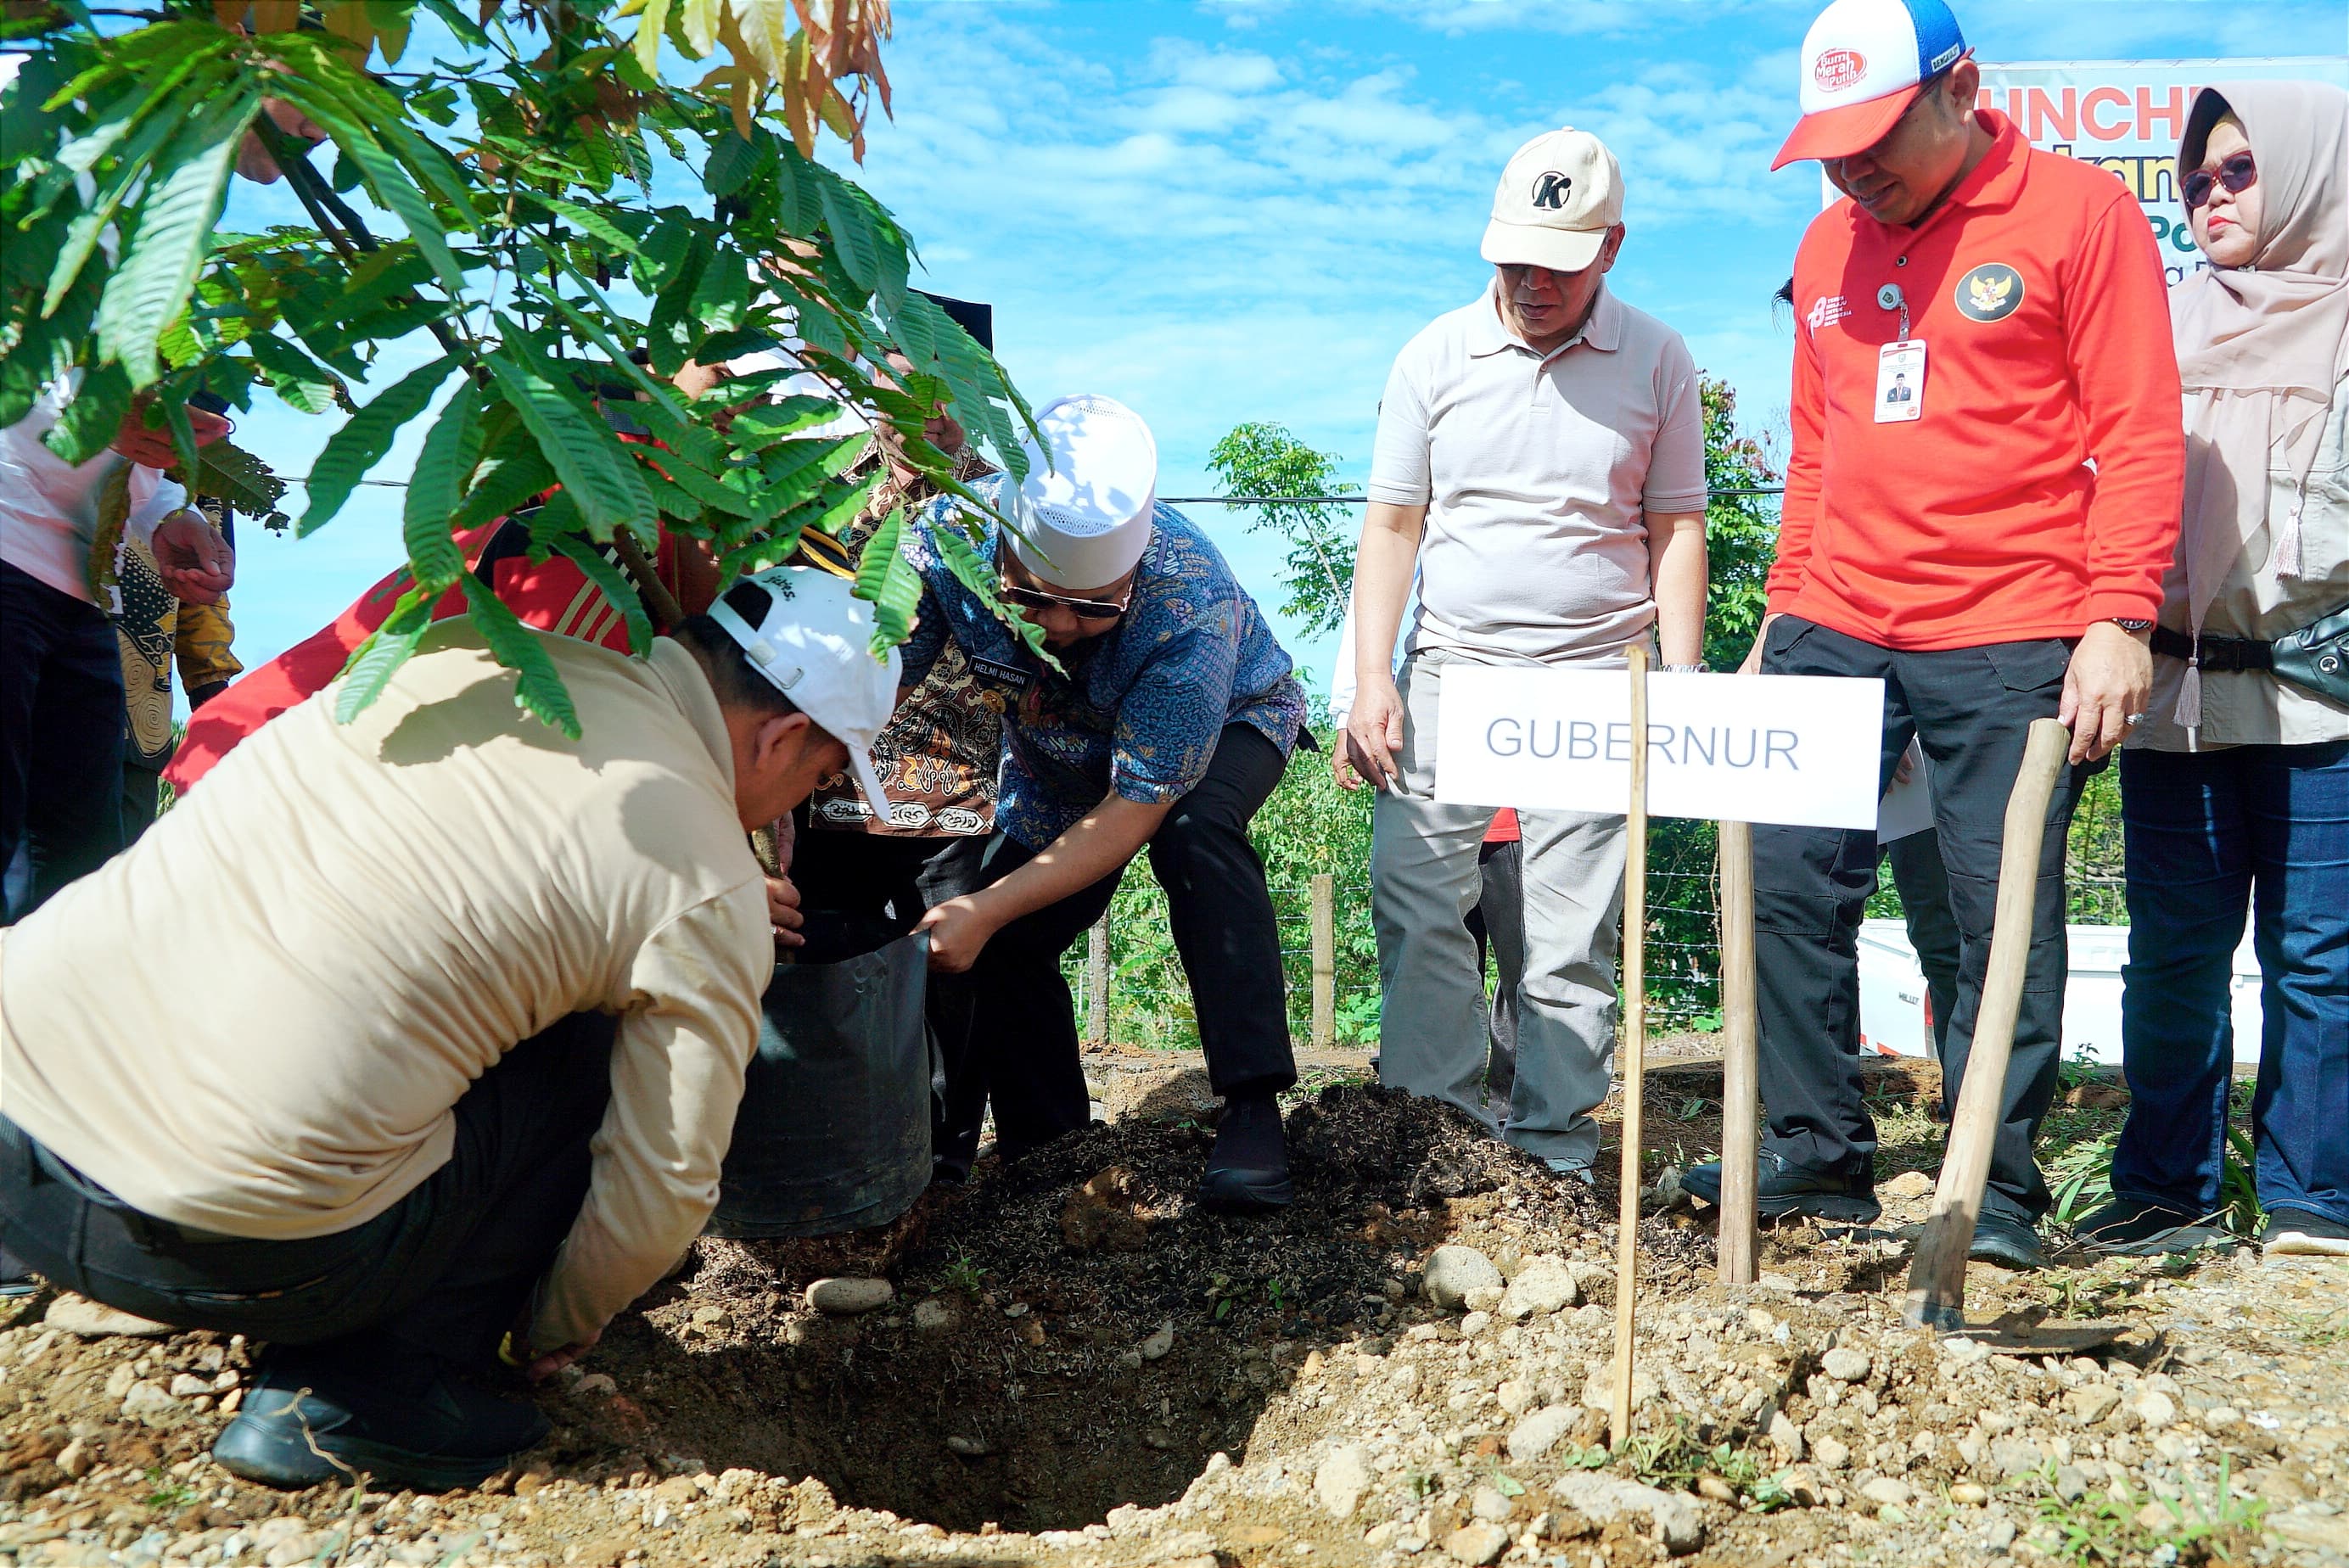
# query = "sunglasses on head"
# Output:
<box><xmin>999</xmin><ymin>580</ymin><xmax>1130</xmax><ymax>620</ymax></box>
<box><xmin>2184</xmin><ymin>152</ymin><xmax>2257</xmax><ymax>211</ymax></box>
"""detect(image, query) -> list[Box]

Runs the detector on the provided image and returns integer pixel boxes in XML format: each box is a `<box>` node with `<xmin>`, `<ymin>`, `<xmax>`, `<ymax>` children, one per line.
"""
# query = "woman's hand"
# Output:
<box><xmin>151</xmin><ymin>512</ymin><xmax>234</xmax><ymax>603</ymax></box>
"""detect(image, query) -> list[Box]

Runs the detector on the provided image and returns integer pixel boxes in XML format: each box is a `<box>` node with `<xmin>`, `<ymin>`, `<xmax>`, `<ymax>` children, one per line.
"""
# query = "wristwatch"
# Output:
<box><xmin>1661</xmin><ymin>661</ymin><xmax>1711</xmax><ymax>674</ymax></box>
<box><xmin>2110</xmin><ymin>618</ymin><xmax>2154</xmax><ymax>634</ymax></box>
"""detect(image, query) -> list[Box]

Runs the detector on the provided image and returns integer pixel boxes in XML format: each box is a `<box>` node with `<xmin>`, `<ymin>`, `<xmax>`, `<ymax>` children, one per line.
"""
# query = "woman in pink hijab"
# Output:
<box><xmin>2083</xmin><ymin>81</ymin><xmax>2349</xmax><ymax>1261</ymax></box>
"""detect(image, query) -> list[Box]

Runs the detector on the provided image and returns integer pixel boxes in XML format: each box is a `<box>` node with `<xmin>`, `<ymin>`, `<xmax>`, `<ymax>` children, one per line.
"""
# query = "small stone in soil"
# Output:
<box><xmin>1424</xmin><ymin>1246</ymin><xmax>1502</xmax><ymax>1311</ymax></box>
<box><xmin>806</xmin><ymin>1277</ymin><xmax>894</xmax><ymax>1315</ymax></box>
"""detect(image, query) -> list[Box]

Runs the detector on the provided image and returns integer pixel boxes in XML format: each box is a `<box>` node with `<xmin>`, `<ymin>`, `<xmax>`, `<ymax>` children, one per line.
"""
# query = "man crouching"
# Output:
<box><xmin>0</xmin><ymin>568</ymin><xmax>896</xmax><ymax>1490</ymax></box>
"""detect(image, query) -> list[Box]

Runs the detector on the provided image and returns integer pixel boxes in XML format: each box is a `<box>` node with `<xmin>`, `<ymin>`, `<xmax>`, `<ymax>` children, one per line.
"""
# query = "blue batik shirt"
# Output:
<box><xmin>899</xmin><ymin>478</ymin><xmax>1308</xmax><ymax>849</ymax></box>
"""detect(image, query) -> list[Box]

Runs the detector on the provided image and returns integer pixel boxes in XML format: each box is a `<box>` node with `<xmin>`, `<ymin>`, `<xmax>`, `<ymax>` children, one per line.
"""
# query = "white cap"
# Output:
<box><xmin>1774</xmin><ymin>0</ymin><xmax>1967</xmax><ymax>168</ymax></box>
<box><xmin>1004</xmin><ymin>394</ymin><xmax>1158</xmax><ymax>590</ymax></box>
<box><xmin>708</xmin><ymin>566</ymin><xmax>900</xmax><ymax>812</ymax></box>
<box><xmin>1479</xmin><ymin>129</ymin><xmax>1624</xmax><ymax>273</ymax></box>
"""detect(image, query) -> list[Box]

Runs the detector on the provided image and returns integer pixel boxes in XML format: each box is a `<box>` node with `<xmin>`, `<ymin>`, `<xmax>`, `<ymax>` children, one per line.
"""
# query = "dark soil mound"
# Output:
<box><xmin>558</xmin><ymin>1084</ymin><xmax>1713</xmax><ymax>1534</ymax></box>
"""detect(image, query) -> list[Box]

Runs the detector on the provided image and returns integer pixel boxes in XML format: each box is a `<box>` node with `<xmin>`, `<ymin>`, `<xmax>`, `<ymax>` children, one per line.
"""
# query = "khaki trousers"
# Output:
<box><xmin>1371</xmin><ymin>651</ymin><xmax>1628</xmax><ymax>1168</ymax></box>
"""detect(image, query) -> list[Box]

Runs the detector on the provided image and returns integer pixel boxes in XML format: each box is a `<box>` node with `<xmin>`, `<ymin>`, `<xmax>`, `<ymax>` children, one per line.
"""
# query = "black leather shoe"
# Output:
<box><xmin>2074</xmin><ymin>1198</ymin><xmax>2229</xmax><ymax>1257</ymax></box>
<box><xmin>213</xmin><ymin>1352</ymin><xmax>550</xmax><ymax>1492</ymax></box>
<box><xmin>1681</xmin><ymin>1151</ymin><xmax>1880</xmax><ymax>1224</ymax></box>
<box><xmin>1968</xmin><ymin>1212</ymin><xmax>2045</xmax><ymax>1271</ymax></box>
<box><xmin>1198</xmin><ymin>1095</ymin><xmax>1293</xmax><ymax>1212</ymax></box>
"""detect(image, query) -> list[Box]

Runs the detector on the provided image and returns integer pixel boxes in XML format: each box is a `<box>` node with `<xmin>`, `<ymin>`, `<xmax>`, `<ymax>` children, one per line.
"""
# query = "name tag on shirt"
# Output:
<box><xmin>970</xmin><ymin>655</ymin><xmax>1033</xmax><ymax>692</ymax></box>
<box><xmin>1875</xmin><ymin>340</ymin><xmax>1926</xmax><ymax>423</ymax></box>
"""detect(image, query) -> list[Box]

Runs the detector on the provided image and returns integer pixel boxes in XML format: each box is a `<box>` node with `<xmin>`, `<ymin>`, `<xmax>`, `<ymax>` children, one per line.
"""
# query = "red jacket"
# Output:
<box><xmin>1769</xmin><ymin>112</ymin><xmax>2184</xmax><ymax>650</ymax></box>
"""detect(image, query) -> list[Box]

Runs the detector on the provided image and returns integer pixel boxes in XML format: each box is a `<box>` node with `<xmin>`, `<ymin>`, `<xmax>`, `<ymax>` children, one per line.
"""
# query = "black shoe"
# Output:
<box><xmin>213</xmin><ymin>1351</ymin><xmax>550</xmax><ymax>1492</ymax></box>
<box><xmin>1968</xmin><ymin>1212</ymin><xmax>2044</xmax><ymax>1271</ymax></box>
<box><xmin>1198</xmin><ymin>1094</ymin><xmax>1292</xmax><ymax>1212</ymax></box>
<box><xmin>2074</xmin><ymin>1197</ymin><xmax>2230</xmax><ymax>1257</ymax></box>
<box><xmin>1681</xmin><ymin>1151</ymin><xmax>1880</xmax><ymax>1224</ymax></box>
<box><xmin>0</xmin><ymin>1244</ymin><xmax>36</xmax><ymax>1300</ymax></box>
<box><xmin>2262</xmin><ymin>1207</ymin><xmax>2349</xmax><ymax>1257</ymax></box>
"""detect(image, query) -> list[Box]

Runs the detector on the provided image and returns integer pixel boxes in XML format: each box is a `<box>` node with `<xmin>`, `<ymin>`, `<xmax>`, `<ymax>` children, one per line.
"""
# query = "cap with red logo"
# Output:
<box><xmin>1773</xmin><ymin>0</ymin><xmax>1969</xmax><ymax>170</ymax></box>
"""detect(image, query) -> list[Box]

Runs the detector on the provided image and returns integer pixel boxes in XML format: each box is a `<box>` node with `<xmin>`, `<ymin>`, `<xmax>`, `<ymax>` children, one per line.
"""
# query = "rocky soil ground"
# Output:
<box><xmin>1</xmin><ymin>1050</ymin><xmax>2343</xmax><ymax>1568</ymax></box>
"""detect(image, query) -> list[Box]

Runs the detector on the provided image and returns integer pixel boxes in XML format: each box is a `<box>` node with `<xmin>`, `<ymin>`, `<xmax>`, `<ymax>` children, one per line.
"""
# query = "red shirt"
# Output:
<box><xmin>1768</xmin><ymin>112</ymin><xmax>2184</xmax><ymax>650</ymax></box>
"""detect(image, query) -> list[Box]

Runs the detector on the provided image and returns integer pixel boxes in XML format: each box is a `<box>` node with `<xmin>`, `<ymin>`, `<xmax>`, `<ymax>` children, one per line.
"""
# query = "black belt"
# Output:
<box><xmin>2150</xmin><ymin>624</ymin><xmax>2274</xmax><ymax>674</ymax></box>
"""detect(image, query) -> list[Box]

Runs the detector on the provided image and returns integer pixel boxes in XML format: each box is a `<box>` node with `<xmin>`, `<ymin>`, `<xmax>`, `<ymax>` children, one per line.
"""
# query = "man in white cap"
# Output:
<box><xmin>1344</xmin><ymin>128</ymin><xmax>1710</xmax><ymax>1179</ymax></box>
<box><xmin>0</xmin><ymin>568</ymin><xmax>896</xmax><ymax>1488</ymax></box>
<box><xmin>903</xmin><ymin>395</ymin><xmax>1309</xmax><ymax>1209</ymax></box>
<box><xmin>1678</xmin><ymin>0</ymin><xmax>2182</xmax><ymax>1271</ymax></box>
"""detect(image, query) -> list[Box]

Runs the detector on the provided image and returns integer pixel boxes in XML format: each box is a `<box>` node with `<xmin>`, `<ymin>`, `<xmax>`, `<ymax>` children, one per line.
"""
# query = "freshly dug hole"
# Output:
<box><xmin>556</xmin><ymin>1084</ymin><xmax>1713</xmax><ymax>1533</ymax></box>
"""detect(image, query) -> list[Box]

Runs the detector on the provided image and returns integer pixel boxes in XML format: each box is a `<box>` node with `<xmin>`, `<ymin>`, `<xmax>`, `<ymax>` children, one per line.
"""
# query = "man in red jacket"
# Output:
<box><xmin>1680</xmin><ymin>0</ymin><xmax>2183</xmax><ymax>1269</ymax></box>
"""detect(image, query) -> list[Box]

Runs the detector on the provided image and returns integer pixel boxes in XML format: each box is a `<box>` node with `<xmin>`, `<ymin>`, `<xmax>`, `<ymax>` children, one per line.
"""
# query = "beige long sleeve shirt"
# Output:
<box><xmin>2134</xmin><ymin>372</ymin><xmax>2349</xmax><ymax>751</ymax></box>
<box><xmin>0</xmin><ymin>624</ymin><xmax>770</xmax><ymax>1349</ymax></box>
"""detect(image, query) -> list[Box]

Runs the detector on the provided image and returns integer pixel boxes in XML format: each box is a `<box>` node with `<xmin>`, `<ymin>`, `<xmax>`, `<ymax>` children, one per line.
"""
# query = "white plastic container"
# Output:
<box><xmin>1856</xmin><ymin>921</ymin><xmax>2264</xmax><ymax>1065</ymax></box>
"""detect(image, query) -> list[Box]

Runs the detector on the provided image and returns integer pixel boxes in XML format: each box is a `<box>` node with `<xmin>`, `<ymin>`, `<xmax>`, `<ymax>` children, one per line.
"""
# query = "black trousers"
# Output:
<box><xmin>0</xmin><ymin>1015</ymin><xmax>614</xmax><ymax>1373</ymax></box>
<box><xmin>788</xmin><ymin>828</ymin><xmax>988</xmax><ymax>1172</ymax></box>
<box><xmin>1463</xmin><ymin>837</ymin><xmax>1525</xmax><ymax>1104</ymax></box>
<box><xmin>941</xmin><ymin>724</ymin><xmax>1300</xmax><ymax>1162</ymax></box>
<box><xmin>1884</xmin><ymin>827</ymin><xmax>1964</xmax><ymax>1066</ymax></box>
<box><xmin>1753</xmin><ymin>617</ymin><xmax>2091</xmax><ymax>1223</ymax></box>
<box><xmin>0</xmin><ymin>563</ymin><xmax>129</xmax><ymax>923</ymax></box>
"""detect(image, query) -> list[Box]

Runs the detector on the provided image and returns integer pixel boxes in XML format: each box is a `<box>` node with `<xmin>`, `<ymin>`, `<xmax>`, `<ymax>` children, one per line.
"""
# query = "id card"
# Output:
<box><xmin>1875</xmin><ymin>340</ymin><xmax>1926</xmax><ymax>423</ymax></box>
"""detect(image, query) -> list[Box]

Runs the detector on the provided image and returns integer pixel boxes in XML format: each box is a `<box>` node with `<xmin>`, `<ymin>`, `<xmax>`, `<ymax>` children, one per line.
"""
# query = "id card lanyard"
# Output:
<box><xmin>1875</xmin><ymin>283</ymin><xmax>1925</xmax><ymax>425</ymax></box>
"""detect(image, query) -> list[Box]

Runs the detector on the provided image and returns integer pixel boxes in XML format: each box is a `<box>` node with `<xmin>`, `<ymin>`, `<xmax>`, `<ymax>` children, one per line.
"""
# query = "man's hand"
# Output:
<box><xmin>524</xmin><ymin>1329</ymin><xmax>601</xmax><ymax>1385</ymax></box>
<box><xmin>1343</xmin><ymin>675</ymin><xmax>1406</xmax><ymax>792</ymax></box>
<box><xmin>1738</xmin><ymin>613</ymin><xmax>1783</xmax><ymax>675</ymax></box>
<box><xmin>917</xmin><ymin>893</ymin><xmax>1005</xmax><ymax>974</ymax></box>
<box><xmin>765</xmin><ymin>872</ymin><xmax>805</xmax><ymax>949</ymax></box>
<box><xmin>151</xmin><ymin>512</ymin><xmax>233</xmax><ymax>603</ymax></box>
<box><xmin>2060</xmin><ymin>622</ymin><xmax>2151</xmax><ymax>764</ymax></box>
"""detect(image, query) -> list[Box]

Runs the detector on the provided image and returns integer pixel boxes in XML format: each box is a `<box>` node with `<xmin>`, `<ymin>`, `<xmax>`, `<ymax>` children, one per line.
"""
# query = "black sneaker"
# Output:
<box><xmin>0</xmin><ymin>1244</ymin><xmax>36</xmax><ymax>1300</ymax></box>
<box><xmin>1681</xmin><ymin>1151</ymin><xmax>1880</xmax><ymax>1224</ymax></box>
<box><xmin>1198</xmin><ymin>1094</ymin><xmax>1293</xmax><ymax>1212</ymax></box>
<box><xmin>2262</xmin><ymin>1207</ymin><xmax>2349</xmax><ymax>1257</ymax></box>
<box><xmin>213</xmin><ymin>1351</ymin><xmax>550</xmax><ymax>1492</ymax></box>
<box><xmin>1968</xmin><ymin>1212</ymin><xmax>2044</xmax><ymax>1271</ymax></box>
<box><xmin>2074</xmin><ymin>1197</ymin><xmax>2231</xmax><ymax>1257</ymax></box>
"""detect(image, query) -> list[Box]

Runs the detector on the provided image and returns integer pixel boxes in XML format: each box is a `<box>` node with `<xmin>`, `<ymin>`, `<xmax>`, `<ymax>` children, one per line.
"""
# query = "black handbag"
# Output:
<box><xmin>2153</xmin><ymin>612</ymin><xmax>2349</xmax><ymax>706</ymax></box>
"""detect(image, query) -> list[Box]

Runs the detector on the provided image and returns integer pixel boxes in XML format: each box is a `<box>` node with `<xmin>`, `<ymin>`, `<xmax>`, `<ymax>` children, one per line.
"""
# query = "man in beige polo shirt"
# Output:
<box><xmin>1344</xmin><ymin>127</ymin><xmax>1709</xmax><ymax>1178</ymax></box>
<box><xmin>0</xmin><ymin>568</ymin><xmax>895</xmax><ymax>1491</ymax></box>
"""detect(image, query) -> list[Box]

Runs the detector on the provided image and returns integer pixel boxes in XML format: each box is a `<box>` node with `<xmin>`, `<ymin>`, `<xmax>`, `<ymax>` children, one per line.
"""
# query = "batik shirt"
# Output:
<box><xmin>901</xmin><ymin>479</ymin><xmax>1307</xmax><ymax>849</ymax></box>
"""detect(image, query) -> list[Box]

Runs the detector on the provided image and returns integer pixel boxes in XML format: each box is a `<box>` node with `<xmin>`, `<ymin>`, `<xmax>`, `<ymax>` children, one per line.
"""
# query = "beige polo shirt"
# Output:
<box><xmin>0</xmin><ymin>623</ymin><xmax>771</xmax><ymax>1349</ymax></box>
<box><xmin>1368</xmin><ymin>283</ymin><xmax>1708</xmax><ymax>664</ymax></box>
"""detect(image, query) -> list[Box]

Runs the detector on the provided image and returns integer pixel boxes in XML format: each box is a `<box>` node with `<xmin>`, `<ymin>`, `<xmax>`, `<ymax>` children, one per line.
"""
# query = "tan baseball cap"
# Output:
<box><xmin>1480</xmin><ymin>128</ymin><xmax>1624</xmax><ymax>273</ymax></box>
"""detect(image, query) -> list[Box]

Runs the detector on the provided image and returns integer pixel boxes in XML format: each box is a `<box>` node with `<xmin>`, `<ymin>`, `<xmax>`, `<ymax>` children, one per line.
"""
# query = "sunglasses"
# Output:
<box><xmin>999</xmin><ymin>580</ymin><xmax>1130</xmax><ymax>620</ymax></box>
<box><xmin>2184</xmin><ymin>152</ymin><xmax>2257</xmax><ymax>211</ymax></box>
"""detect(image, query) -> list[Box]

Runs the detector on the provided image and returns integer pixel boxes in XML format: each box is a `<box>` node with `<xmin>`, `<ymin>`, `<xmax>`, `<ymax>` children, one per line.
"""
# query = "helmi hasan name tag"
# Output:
<box><xmin>1432</xmin><ymin>667</ymin><xmax>1885</xmax><ymax>831</ymax></box>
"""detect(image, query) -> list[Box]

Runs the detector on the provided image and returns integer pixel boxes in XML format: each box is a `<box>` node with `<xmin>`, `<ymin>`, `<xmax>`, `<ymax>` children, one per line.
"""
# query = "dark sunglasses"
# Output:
<box><xmin>2184</xmin><ymin>152</ymin><xmax>2257</xmax><ymax>211</ymax></box>
<box><xmin>999</xmin><ymin>580</ymin><xmax>1130</xmax><ymax>620</ymax></box>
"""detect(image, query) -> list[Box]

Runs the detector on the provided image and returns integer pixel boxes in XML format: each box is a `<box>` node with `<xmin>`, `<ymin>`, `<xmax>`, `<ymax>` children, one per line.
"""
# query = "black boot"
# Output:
<box><xmin>1681</xmin><ymin>1150</ymin><xmax>1880</xmax><ymax>1224</ymax></box>
<box><xmin>1198</xmin><ymin>1093</ymin><xmax>1292</xmax><ymax>1212</ymax></box>
<box><xmin>213</xmin><ymin>1346</ymin><xmax>550</xmax><ymax>1492</ymax></box>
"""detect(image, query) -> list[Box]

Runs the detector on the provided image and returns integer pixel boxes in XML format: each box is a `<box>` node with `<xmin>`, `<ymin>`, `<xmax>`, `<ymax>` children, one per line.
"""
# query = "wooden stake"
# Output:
<box><xmin>1309</xmin><ymin>873</ymin><xmax>1337</xmax><ymax>1050</ymax></box>
<box><xmin>1903</xmin><ymin>718</ymin><xmax>2071</xmax><ymax>1332</ymax></box>
<box><xmin>1716</xmin><ymin>819</ymin><xmax>1759</xmax><ymax>1286</ymax></box>
<box><xmin>1611</xmin><ymin>647</ymin><xmax>1651</xmax><ymax>1450</ymax></box>
<box><xmin>1086</xmin><ymin>916</ymin><xmax>1112</xmax><ymax>1047</ymax></box>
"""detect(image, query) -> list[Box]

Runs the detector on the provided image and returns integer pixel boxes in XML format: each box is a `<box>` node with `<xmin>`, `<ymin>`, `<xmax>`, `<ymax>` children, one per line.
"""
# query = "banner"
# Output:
<box><xmin>1432</xmin><ymin>669</ymin><xmax>1886</xmax><ymax>831</ymax></box>
<box><xmin>1976</xmin><ymin>59</ymin><xmax>2349</xmax><ymax>288</ymax></box>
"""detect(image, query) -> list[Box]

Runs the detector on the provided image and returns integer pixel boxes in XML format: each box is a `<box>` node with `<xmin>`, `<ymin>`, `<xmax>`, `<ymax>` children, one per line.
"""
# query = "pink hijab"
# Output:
<box><xmin>2168</xmin><ymin>80</ymin><xmax>2349</xmax><ymax>725</ymax></box>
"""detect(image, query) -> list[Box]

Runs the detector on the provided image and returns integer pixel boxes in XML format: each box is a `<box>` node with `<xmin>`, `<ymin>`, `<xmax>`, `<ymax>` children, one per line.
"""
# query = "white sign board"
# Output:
<box><xmin>1433</xmin><ymin>669</ymin><xmax>1885</xmax><ymax>831</ymax></box>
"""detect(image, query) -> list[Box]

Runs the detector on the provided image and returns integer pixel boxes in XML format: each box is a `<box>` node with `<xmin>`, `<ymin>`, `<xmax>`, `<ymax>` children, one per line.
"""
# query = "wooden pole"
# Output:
<box><xmin>1611</xmin><ymin>647</ymin><xmax>1651</xmax><ymax>1449</ymax></box>
<box><xmin>1309</xmin><ymin>872</ymin><xmax>1336</xmax><ymax>1051</ymax></box>
<box><xmin>1717</xmin><ymin>819</ymin><xmax>1760</xmax><ymax>1286</ymax></box>
<box><xmin>1903</xmin><ymin>718</ymin><xmax>2071</xmax><ymax>1332</ymax></box>
<box><xmin>1087</xmin><ymin>916</ymin><xmax>1111</xmax><ymax>1048</ymax></box>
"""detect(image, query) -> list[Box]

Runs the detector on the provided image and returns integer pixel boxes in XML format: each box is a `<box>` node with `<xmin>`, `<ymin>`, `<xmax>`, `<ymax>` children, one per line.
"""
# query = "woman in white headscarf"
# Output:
<box><xmin>2083</xmin><ymin>80</ymin><xmax>2349</xmax><ymax>1261</ymax></box>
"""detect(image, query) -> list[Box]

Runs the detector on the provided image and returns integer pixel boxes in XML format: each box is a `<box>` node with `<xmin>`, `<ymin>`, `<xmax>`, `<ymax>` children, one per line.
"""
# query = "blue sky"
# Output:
<box><xmin>210</xmin><ymin>0</ymin><xmax>2349</xmax><ymax>695</ymax></box>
